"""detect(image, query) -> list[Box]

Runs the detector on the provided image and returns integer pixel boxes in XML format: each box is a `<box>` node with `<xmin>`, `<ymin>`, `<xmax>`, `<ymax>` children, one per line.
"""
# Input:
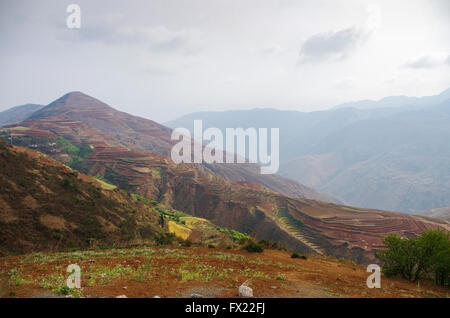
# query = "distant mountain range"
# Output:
<box><xmin>2</xmin><ymin>91</ymin><xmax>447</xmax><ymax>262</ymax></box>
<box><xmin>418</xmin><ymin>208</ymin><xmax>450</xmax><ymax>222</ymax></box>
<box><xmin>167</xmin><ymin>88</ymin><xmax>450</xmax><ymax>214</ymax></box>
<box><xmin>0</xmin><ymin>103</ymin><xmax>43</xmax><ymax>126</ymax></box>
<box><xmin>332</xmin><ymin>88</ymin><xmax>450</xmax><ymax>110</ymax></box>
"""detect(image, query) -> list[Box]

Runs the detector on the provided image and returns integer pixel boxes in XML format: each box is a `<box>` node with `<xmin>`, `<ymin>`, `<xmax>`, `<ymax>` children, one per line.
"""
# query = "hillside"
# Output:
<box><xmin>0</xmin><ymin>104</ymin><xmax>44</xmax><ymax>127</ymax></box>
<box><xmin>1</xmin><ymin>92</ymin><xmax>448</xmax><ymax>264</ymax></box>
<box><xmin>167</xmin><ymin>89</ymin><xmax>450</xmax><ymax>213</ymax></box>
<box><xmin>1</xmin><ymin>132</ymin><xmax>447</xmax><ymax>263</ymax></box>
<box><xmin>0</xmin><ymin>141</ymin><xmax>236</xmax><ymax>256</ymax></box>
<box><xmin>18</xmin><ymin>91</ymin><xmax>336</xmax><ymax>203</ymax></box>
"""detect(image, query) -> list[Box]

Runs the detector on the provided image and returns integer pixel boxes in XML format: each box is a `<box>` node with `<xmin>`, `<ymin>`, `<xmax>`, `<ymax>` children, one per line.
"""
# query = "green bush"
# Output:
<box><xmin>56</xmin><ymin>285</ymin><xmax>71</xmax><ymax>295</ymax></box>
<box><xmin>376</xmin><ymin>229</ymin><xmax>449</xmax><ymax>286</ymax></box>
<box><xmin>244</xmin><ymin>242</ymin><xmax>264</xmax><ymax>253</ymax></box>
<box><xmin>291</xmin><ymin>253</ymin><xmax>307</xmax><ymax>260</ymax></box>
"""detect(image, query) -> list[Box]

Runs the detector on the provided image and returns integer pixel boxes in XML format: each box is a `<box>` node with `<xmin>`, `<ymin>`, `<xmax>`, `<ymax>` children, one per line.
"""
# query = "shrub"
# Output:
<box><xmin>291</xmin><ymin>253</ymin><xmax>307</xmax><ymax>260</ymax></box>
<box><xmin>376</xmin><ymin>229</ymin><xmax>449</xmax><ymax>286</ymax></box>
<box><xmin>56</xmin><ymin>285</ymin><xmax>71</xmax><ymax>295</ymax></box>
<box><xmin>244</xmin><ymin>242</ymin><xmax>264</xmax><ymax>253</ymax></box>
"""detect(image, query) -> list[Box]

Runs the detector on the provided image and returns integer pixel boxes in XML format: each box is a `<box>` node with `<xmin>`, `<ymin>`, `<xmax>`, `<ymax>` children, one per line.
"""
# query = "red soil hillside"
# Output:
<box><xmin>1</xmin><ymin>92</ymin><xmax>448</xmax><ymax>264</ymax></box>
<box><xmin>0</xmin><ymin>141</ymin><xmax>237</xmax><ymax>256</ymax></box>
<box><xmin>10</xmin><ymin>91</ymin><xmax>336</xmax><ymax>203</ymax></box>
<box><xmin>81</xmin><ymin>146</ymin><xmax>448</xmax><ymax>263</ymax></box>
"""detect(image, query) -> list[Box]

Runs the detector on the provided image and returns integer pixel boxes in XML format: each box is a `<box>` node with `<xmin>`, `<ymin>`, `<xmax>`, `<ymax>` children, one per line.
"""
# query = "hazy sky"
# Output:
<box><xmin>1</xmin><ymin>0</ymin><xmax>449</xmax><ymax>122</ymax></box>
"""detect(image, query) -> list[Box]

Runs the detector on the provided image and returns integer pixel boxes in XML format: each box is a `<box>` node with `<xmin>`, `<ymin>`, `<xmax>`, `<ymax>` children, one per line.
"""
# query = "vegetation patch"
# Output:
<box><xmin>244</xmin><ymin>241</ymin><xmax>264</xmax><ymax>253</ymax></box>
<box><xmin>376</xmin><ymin>229</ymin><xmax>449</xmax><ymax>287</ymax></box>
<box><xmin>291</xmin><ymin>253</ymin><xmax>307</xmax><ymax>260</ymax></box>
<box><xmin>94</xmin><ymin>177</ymin><xmax>117</xmax><ymax>190</ymax></box>
<box><xmin>168</xmin><ymin>221</ymin><xmax>192</xmax><ymax>240</ymax></box>
<box><xmin>216</xmin><ymin>226</ymin><xmax>250</xmax><ymax>242</ymax></box>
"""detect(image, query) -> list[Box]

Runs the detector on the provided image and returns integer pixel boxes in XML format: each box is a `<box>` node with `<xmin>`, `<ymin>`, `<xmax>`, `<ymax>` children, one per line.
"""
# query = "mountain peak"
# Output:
<box><xmin>29</xmin><ymin>91</ymin><xmax>113</xmax><ymax>119</ymax></box>
<box><xmin>54</xmin><ymin>91</ymin><xmax>106</xmax><ymax>106</ymax></box>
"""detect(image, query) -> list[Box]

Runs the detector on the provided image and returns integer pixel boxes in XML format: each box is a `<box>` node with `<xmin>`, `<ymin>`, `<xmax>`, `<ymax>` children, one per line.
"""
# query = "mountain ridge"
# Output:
<box><xmin>332</xmin><ymin>87</ymin><xmax>450</xmax><ymax>110</ymax></box>
<box><xmin>3</xmin><ymin>92</ymin><xmax>448</xmax><ymax>263</ymax></box>
<box><xmin>7</xmin><ymin>91</ymin><xmax>337</xmax><ymax>204</ymax></box>
<box><xmin>167</xmin><ymin>92</ymin><xmax>450</xmax><ymax>214</ymax></box>
<box><xmin>0</xmin><ymin>103</ymin><xmax>44</xmax><ymax>127</ymax></box>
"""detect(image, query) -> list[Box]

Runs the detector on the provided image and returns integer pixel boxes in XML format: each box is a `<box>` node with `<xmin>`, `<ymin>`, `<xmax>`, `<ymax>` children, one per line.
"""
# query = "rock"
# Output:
<box><xmin>238</xmin><ymin>285</ymin><xmax>253</xmax><ymax>297</ymax></box>
<box><xmin>100</xmin><ymin>273</ymin><xmax>107</xmax><ymax>278</ymax></box>
<box><xmin>191</xmin><ymin>293</ymin><xmax>204</xmax><ymax>298</ymax></box>
<box><xmin>270</xmin><ymin>286</ymin><xmax>277</xmax><ymax>289</ymax></box>
<box><xmin>154</xmin><ymin>296</ymin><xmax>160</xmax><ymax>298</ymax></box>
<box><xmin>123</xmin><ymin>287</ymin><xmax>127</xmax><ymax>290</ymax></box>
<box><xmin>116</xmin><ymin>295</ymin><xmax>127</xmax><ymax>298</ymax></box>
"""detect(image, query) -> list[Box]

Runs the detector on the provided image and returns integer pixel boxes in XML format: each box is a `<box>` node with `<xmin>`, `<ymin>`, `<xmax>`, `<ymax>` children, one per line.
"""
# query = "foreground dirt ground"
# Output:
<box><xmin>0</xmin><ymin>246</ymin><xmax>448</xmax><ymax>298</ymax></box>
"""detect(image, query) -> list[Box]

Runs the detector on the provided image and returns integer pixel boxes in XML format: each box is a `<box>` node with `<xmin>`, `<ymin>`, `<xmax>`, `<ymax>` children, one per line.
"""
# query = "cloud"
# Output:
<box><xmin>298</xmin><ymin>4</ymin><xmax>380</xmax><ymax>64</ymax></box>
<box><xmin>116</xmin><ymin>25</ymin><xmax>200</xmax><ymax>53</ymax></box>
<box><xmin>404</xmin><ymin>53</ymin><xmax>450</xmax><ymax>69</ymax></box>
<box><xmin>298</xmin><ymin>26</ymin><xmax>370</xmax><ymax>63</ymax></box>
<box><xmin>60</xmin><ymin>16</ymin><xmax>202</xmax><ymax>55</ymax></box>
<box><xmin>262</xmin><ymin>44</ymin><xmax>287</xmax><ymax>56</ymax></box>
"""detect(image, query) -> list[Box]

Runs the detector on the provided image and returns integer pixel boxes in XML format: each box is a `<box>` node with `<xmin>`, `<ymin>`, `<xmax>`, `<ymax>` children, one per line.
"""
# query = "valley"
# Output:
<box><xmin>1</xmin><ymin>1</ymin><xmax>449</xmax><ymax>302</ymax></box>
<box><xmin>1</xmin><ymin>92</ymin><xmax>448</xmax><ymax>266</ymax></box>
<box><xmin>167</xmin><ymin>88</ymin><xmax>450</xmax><ymax>214</ymax></box>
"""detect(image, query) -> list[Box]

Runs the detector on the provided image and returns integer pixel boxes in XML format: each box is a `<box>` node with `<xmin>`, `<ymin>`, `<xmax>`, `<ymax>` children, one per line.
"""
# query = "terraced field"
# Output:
<box><xmin>1</xmin><ymin>92</ymin><xmax>449</xmax><ymax>264</ymax></box>
<box><xmin>277</xmin><ymin>208</ymin><xmax>324</xmax><ymax>255</ymax></box>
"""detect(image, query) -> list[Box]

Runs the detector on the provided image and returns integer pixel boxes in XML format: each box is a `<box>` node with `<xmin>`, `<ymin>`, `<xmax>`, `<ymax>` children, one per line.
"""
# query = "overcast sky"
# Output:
<box><xmin>1</xmin><ymin>0</ymin><xmax>449</xmax><ymax>122</ymax></box>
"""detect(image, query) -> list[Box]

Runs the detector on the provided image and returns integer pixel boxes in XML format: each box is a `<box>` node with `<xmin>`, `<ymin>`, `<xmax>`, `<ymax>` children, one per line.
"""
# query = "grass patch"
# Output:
<box><xmin>217</xmin><ymin>226</ymin><xmax>250</xmax><ymax>242</ymax></box>
<box><xmin>94</xmin><ymin>177</ymin><xmax>117</xmax><ymax>190</ymax></box>
<box><xmin>168</xmin><ymin>221</ymin><xmax>192</xmax><ymax>240</ymax></box>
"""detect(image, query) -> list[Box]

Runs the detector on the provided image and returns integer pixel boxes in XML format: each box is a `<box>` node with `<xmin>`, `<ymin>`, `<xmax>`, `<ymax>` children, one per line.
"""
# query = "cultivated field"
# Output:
<box><xmin>0</xmin><ymin>247</ymin><xmax>448</xmax><ymax>298</ymax></box>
